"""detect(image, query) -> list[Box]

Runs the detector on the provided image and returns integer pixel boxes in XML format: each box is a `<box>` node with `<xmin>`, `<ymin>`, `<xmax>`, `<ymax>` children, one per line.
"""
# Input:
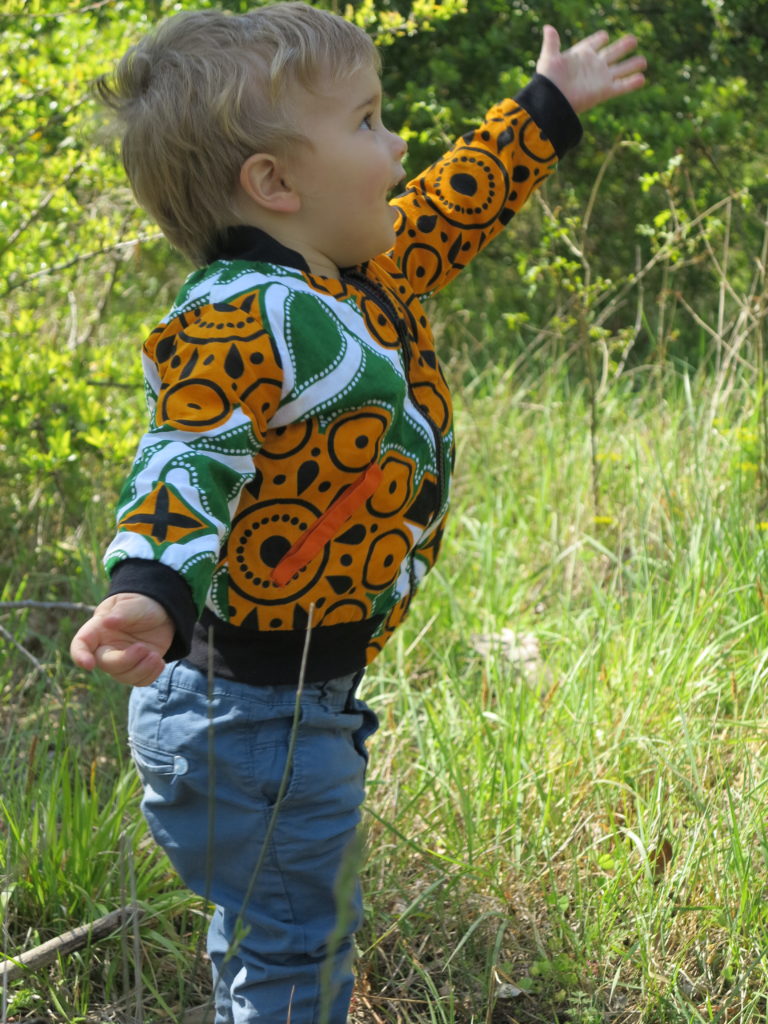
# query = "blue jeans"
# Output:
<box><xmin>127</xmin><ymin>660</ymin><xmax>379</xmax><ymax>1024</ymax></box>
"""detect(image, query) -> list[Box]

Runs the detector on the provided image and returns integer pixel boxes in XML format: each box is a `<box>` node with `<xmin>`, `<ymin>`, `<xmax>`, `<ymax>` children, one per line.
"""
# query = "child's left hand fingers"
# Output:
<box><xmin>610</xmin><ymin>54</ymin><xmax>648</xmax><ymax>82</ymax></box>
<box><xmin>598</xmin><ymin>35</ymin><xmax>641</xmax><ymax>66</ymax></box>
<box><xmin>95</xmin><ymin>641</ymin><xmax>164</xmax><ymax>687</ymax></box>
<box><xmin>576</xmin><ymin>29</ymin><xmax>610</xmax><ymax>52</ymax></box>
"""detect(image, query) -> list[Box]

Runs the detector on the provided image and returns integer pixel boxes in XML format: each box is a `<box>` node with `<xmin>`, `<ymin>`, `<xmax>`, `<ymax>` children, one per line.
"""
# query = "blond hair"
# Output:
<box><xmin>94</xmin><ymin>2</ymin><xmax>380</xmax><ymax>265</ymax></box>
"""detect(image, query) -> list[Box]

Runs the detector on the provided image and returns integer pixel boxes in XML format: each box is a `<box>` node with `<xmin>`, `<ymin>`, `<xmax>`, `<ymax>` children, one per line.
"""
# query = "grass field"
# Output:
<box><xmin>3</xmin><ymin>342</ymin><xmax>768</xmax><ymax>1023</ymax></box>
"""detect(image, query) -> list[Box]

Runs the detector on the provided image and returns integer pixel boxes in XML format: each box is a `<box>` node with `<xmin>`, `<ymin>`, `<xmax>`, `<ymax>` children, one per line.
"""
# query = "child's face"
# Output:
<box><xmin>283</xmin><ymin>63</ymin><xmax>408</xmax><ymax>276</ymax></box>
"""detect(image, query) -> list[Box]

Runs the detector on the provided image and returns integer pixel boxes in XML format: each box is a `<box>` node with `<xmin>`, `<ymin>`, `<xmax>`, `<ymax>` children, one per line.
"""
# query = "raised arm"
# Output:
<box><xmin>388</xmin><ymin>79</ymin><xmax>579</xmax><ymax>297</ymax></box>
<box><xmin>386</xmin><ymin>26</ymin><xmax>646</xmax><ymax>299</ymax></box>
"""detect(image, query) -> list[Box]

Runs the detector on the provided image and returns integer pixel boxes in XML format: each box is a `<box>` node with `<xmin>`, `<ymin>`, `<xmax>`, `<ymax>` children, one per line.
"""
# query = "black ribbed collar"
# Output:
<box><xmin>207</xmin><ymin>224</ymin><xmax>311</xmax><ymax>272</ymax></box>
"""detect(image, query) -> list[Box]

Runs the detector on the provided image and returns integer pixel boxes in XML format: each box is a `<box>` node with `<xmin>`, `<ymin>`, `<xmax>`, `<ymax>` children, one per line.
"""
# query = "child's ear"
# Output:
<box><xmin>239</xmin><ymin>154</ymin><xmax>300</xmax><ymax>214</ymax></box>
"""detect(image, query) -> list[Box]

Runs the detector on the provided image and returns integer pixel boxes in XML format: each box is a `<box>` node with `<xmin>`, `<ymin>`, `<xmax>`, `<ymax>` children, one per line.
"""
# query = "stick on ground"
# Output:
<box><xmin>0</xmin><ymin>906</ymin><xmax>141</xmax><ymax>983</ymax></box>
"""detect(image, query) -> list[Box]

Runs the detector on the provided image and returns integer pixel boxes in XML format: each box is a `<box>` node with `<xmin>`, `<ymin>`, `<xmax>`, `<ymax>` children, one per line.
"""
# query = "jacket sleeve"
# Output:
<box><xmin>103</xmin><ymin>300</ymin><xmax>284</xmax><ymax>654</ymax></box>
<box><xmin>388</xmin><ymin>74</ymin><xmax>582</xmax><ymax>297</ymax></box>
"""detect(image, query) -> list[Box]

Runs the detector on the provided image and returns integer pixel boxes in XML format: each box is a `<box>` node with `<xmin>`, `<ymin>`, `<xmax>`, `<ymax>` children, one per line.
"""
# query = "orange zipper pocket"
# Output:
<box><xmin>270</xmin><ymin>462</ymin><xmax>383</xmax><ymax>587</ymax></box>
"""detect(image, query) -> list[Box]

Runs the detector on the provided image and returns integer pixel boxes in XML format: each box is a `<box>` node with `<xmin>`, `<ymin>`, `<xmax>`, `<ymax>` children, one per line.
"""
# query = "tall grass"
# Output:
<box><xmin>356</xmin><ymin>360</ymin><xmax>768</xmax><ymax>1022</ymax></box>
<box><xmin>2</xmin><ymin>191</ymin><xmax>768</xmax><ymax>1022</ymax></box>
<box><xmin>4</xmin><ymin>355</ymin><xmax>767</xmax><ymax>1022</ymax></box>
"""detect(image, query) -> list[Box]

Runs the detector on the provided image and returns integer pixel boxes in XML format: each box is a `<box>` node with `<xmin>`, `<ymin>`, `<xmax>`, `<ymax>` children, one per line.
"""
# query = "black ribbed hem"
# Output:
<box><xmin>184</xmin><ymin>607</ymin><xmax>384</xmax><ymax>686</ymax></box>
<box><xmin>108</xmin><ymin>558</ymin><xmax>197</xmax><ymax>663</ymax></box>
<box><xmin>515</xmin><ymin>73</ymin><xmax>583</xmax><ymax>159</ymax></box>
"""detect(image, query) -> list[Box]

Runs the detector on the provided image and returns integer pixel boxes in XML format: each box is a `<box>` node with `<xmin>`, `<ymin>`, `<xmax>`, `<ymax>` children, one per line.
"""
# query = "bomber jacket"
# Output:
<box><xmin>106</xmin><ymin>74</ymin><xmax>582</xmax><ymax>684</ymax></box>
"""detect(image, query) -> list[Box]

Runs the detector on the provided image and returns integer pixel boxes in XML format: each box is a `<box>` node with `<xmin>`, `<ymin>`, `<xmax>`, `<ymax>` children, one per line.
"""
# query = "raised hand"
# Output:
<box><xmin>70</xmin><ymin>592</ymin><xmax>174</xmax><ymax>687</ymax></box>
<box><xmin>536</xmin><ymin>26</ymin><xmax>647</xmax><ymax>114</ymax></box>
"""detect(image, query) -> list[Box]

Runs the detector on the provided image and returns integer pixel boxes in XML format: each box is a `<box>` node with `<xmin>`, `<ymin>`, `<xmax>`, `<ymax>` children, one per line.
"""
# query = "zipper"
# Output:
<box><xmin>271</xmin><ymin>462</ymin><xmax>383</xmax><ymax>586</ymax></box>
<box><xmin>343</xmin><ymin>269</ymin><xmax>446</xmax><ymax>517</ymax></box>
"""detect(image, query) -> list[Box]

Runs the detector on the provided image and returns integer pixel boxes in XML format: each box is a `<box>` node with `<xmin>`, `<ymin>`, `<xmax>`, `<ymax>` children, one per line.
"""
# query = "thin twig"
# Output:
<box><xmin>0</xmin><ymin>622</ymin><xmax>49</xmax><ymax>683</ymax></box>
<box><xmin>127</xmin><ymin>834</ymin><xmax>144</xmax><ymax>1024</ymax></box>
<box><xmin>674</xmin><ymin>291</ymin><xmax>754</xmax><ymax>371</ymax></box>
<box><xmin>85</xmin><ymin>378</ymin><xmax>140</xmax><ymax>389</ymax></box>
<box><xmin>3</xmin><ymin>231</ymin><xmax>163</xmax><ymax>297</ymax></box>
<box><xmin>0</xmin><ymin>162</ymin><xmax>84</xmax><ymax>257</ymax></box>
<box><xmin>594</xmin><ymin>192</ymin><xmax>744</xmax><ymax>330</ymax></box>
<box><xmin>0</xmin><ymin>907</ymin><xmax>142</xmax><ymax>984</ymax></box>
<box><xmin>0</xmin><ymin>601</ymin><xmax>95</xmax><ymax>613</ymax></box>
<box><xmin>581</xmin><ymin>139</ymin><xmax>620</xmax><ymax>245</ymax></box>
<box><xmin>1</xmin><ymin>889</ymin><xmax>10</xmax><ymax>1024</ymax></box>
<box><xmin>76</xmin><ymin>211</ymin><xmax>135</xmax><ymax>350</ymax></box>
<box><xmin>241</xmin><ymin>604</ymin><xmax>313</xmax><ymax>908</ymax></box>
<box><xmin>610</xmin><ymin>244</ymin><xmax>644</xmax><ymax>381</ymax></box>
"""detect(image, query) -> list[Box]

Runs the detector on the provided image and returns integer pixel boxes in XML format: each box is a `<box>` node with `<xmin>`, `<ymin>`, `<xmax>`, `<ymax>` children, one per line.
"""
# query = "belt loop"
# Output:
<box><xmin>154</xmin><ymin>662</ymin><xmax>176</xmax><ymax>703</ymax></box>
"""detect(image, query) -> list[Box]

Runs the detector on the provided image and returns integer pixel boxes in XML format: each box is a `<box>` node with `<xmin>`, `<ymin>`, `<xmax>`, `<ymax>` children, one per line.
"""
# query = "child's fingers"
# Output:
<box><xmin>70</xmin><ymin>618</ymin><xmax>107</xmax><ymax>670</ymax></box>
<box><xmin>70</xmin><ymin>631</ymin><xmax>97</xmax><ymax>670</ymax></box>
<box><xmin>577</xmin><ymin>29</ymin><xmax>610</xmax><ymax>52</ymax></box>
<box><xmin>95</xmin><ymin>642</ymin><xmax>164</xmax><ymax>687</ymax></box>
<box><xmin>70</xmin><ymin>611</ymin><xmax>166</xmax><ymax>684</ymax></box>
<box><xmin>538</xmin><ymin>24</ymin><xmax>561</xmax><ymax>59</ymax></box>
<box><xmin>101</xmin><ymin>595</ymin><xmax>172</xmax><ymax>636</ymax></box>
<box><xmin>600</xmin><ymin>35</ymin><xmax>640</xmax><ymax>64</ymax></box>
<box><xmin>612</xmin><ymin>71</ymin><xmax>646</xmax><ymax>95</ymax></box>
<box><xmin>611</xmin><ymin>54</ymin><xmax>648</xmax><ymax>80</ymax></box>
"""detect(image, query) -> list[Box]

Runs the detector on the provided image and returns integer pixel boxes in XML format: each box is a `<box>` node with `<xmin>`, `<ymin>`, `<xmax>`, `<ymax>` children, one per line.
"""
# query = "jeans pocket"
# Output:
<box><xmin>129</xmin><ymin>739</ymin><xmax>189</xmax><ymax>783</ymax></box>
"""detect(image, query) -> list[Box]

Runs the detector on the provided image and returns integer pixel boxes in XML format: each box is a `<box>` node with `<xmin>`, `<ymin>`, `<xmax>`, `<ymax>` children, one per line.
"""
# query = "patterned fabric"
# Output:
<box><xmin>105</xmin><ymin>81</ymin><xmax>579</xmax><ymax>670</ymax></box>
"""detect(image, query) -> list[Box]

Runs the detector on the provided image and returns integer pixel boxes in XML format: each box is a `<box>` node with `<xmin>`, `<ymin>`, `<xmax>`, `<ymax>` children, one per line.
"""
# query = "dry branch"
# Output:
<box><xmin>0</xmin><ymin>621</ymin><xmax>49</xmax><ymax>682</ymax></box>
<box><xmin>0</xmin><ymin>906</ymin><xmax>141</xmax><ymax>983</ymax></box>
<box><xmin>0</xmin><ymin>601</ymin><xmax>95</xmax><ymax>613</ymax></box>
<box><xmin>2</xmin><ymin>231</ymin><xmax>163</xmax><ymax>297</ymax></box>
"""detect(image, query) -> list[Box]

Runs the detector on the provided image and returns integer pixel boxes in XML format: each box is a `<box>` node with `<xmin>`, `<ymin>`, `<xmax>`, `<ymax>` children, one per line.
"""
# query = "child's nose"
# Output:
<box><xmin>390</xmin><ymin>131</ymin><xmax>408</xmax><ymax>161</ymax></box>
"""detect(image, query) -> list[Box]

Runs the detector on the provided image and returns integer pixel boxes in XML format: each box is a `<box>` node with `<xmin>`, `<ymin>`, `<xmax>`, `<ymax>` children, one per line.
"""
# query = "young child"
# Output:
<box><xmin>71</xmin><ymin>4</ymin><xmax>645</xmax><ymax>1020</ymax></box>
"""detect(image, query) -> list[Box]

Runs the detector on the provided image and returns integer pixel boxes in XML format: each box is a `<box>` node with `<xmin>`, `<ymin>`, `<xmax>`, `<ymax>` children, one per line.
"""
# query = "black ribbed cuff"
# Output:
<box><xmin>107</xmin><ymin>558</ymin><xmax>198</xmax><ymax>662</ymax></box>
<box><xmin>515</xmin><ymin>73</ymin><xmax>583</xmax><ymax>159</ymax></box>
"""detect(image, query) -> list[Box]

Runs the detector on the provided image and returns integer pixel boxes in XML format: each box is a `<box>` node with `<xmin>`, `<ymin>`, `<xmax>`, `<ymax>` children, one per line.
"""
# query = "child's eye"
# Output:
<box><xmin>362</xmin><ymin>113</ymin><xmax>374</xmax><ymax>130</ymax></box>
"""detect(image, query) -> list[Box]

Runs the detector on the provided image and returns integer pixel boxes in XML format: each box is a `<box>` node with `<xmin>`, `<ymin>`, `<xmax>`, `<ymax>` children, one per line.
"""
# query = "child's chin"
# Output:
<box><xmin>351</xmin><ymin>223</ymin><xmax>397</xmax><ymax>265</ymax></box>
<box><xmin>380</xmin><ymin>220</ymin><xmax>397</xmax><ymax>251</ymax></box>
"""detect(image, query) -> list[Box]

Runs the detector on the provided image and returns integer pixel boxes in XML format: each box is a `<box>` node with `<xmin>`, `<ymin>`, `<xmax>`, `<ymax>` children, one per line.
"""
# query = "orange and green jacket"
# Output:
<box><xmin>106</xmin><ymin>75</ymin><xmax>582</xmax><ymax>684</ymax></box>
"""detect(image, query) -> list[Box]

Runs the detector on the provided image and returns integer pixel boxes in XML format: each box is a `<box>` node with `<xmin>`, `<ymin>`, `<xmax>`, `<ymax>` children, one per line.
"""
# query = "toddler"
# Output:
<box><xmin>71</xmin><ymin>4</ymin><xmax>645</xmax><ymax>1021</ymax></box>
